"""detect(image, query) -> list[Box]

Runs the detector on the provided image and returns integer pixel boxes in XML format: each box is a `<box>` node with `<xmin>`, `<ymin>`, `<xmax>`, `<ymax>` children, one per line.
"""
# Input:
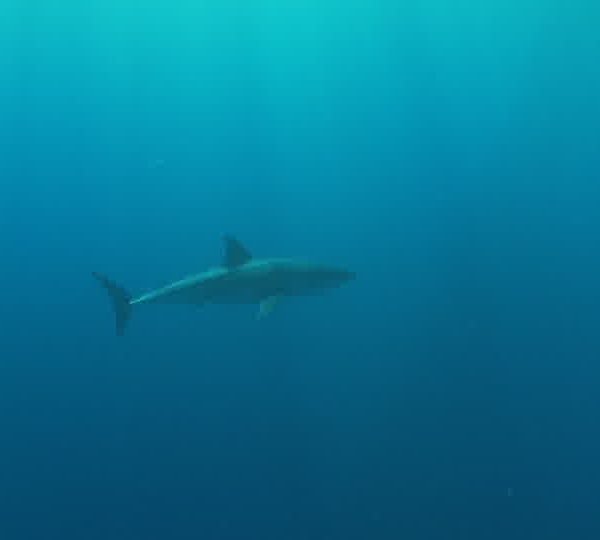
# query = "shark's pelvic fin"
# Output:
<box><xmin>258</xmin><ymin>296</ymin><xmax>280</xmax><ymax>319</ymax></box>
<box><xmin>92</xmin><ymin>272</ymin><xmax>132</xmax><ymax>336</ymax></box>
<box><xmin>223</xmin><ymin>235</ymin><xmax>252</xmax><ymax>268</ymax></box>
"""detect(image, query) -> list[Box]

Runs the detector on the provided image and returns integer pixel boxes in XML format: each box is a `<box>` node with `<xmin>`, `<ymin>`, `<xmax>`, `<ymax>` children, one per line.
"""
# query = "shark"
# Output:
<box><xmin>93</xmin><ymin>235</ymin><xmax>356</xmax><ymax>336</ymax></box>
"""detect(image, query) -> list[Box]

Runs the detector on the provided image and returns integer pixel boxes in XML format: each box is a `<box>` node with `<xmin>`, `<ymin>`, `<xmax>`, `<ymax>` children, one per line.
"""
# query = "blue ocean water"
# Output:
<box><xmin>1</xmin><ymin>1</ymin><xmax>599</xmax><ymax>538</ymax></box>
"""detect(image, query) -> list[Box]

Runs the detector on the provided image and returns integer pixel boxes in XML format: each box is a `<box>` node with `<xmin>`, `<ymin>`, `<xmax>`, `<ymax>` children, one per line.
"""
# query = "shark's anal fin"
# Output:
<box><xmin>258</xmin><ymin>296</ymin><xmax>280</xmax><ymax>319</ymax></box>
<box><xmin>223</xmin><ymin>235</ymin><xmax>252</xmax><ymax>268</ymax></box>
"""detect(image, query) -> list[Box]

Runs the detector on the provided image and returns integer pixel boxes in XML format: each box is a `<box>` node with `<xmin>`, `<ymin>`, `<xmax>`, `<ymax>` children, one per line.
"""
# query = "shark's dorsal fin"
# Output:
<box><xmin>223</xmin><ymin>235</ymin><xmax>252</xmax><ymax>268</ymax></box>
<box><xmin>258</xmin><ymin>296</ymin><xmax>280</xmax><ymax>319</ymax></box>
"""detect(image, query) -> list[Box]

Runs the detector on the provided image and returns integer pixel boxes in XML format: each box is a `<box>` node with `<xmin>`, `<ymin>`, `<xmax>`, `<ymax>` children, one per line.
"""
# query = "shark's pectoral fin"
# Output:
<box><xmin>258</xmin><ymin>296</ymin><xmax>280</xmax><ymax>319</ymax></box>
<box><xmin>223</xmin><ymin>235</ymin><xmax>252</xmax><ymax>268</ymax></box>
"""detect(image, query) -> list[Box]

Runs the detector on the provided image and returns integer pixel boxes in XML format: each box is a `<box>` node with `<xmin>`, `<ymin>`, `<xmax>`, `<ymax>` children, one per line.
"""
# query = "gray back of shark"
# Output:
<box><xmin>93</xmin><ymin>236</ymin><xmax>355</xmax><ymax>336</ymax></box>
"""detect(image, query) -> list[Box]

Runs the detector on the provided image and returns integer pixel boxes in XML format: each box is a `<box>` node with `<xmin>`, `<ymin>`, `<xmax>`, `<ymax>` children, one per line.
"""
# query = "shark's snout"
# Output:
<box><xmin>336</xmin><ymin>269</ymin><xmax>356</xmax><ymax>282</ymax></box>
<box><xmin>346</xmin><ymin>269</ymin><xmax>357</xmax><ymax>280</ymax></box>
<box><xmin>329</xmin><ymin>267</ymin><xmax>356</xmax><ymax>285</ymax></box>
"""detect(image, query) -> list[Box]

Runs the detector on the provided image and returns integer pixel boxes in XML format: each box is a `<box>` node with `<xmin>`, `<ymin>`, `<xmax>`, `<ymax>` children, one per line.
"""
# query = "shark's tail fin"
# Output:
<box><xmin>92</xmin><ymin>272</ymin><xmax>132</xmax><ymax>336</ymax></box>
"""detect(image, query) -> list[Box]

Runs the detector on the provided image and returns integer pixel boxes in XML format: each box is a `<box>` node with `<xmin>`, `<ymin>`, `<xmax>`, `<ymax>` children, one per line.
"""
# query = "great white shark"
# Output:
<box><xmin>93</xmin><ymin>236</ymin><xmax>356</xmax><ymax>335</ymax></box>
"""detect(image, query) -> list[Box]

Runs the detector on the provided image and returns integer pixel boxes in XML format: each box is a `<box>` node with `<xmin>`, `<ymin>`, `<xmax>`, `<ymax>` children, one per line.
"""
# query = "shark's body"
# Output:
<box><xmin>93</xmin><ymin>236</ymin><xmax>355</xmax><ymax>335</ymax></box>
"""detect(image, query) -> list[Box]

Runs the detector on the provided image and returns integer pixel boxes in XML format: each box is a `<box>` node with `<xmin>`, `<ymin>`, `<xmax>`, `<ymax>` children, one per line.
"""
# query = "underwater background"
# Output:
<box><xmin>1</xmin><ymin>1</ymin><xmax>599</xmax><ymax>538</ymax></box>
